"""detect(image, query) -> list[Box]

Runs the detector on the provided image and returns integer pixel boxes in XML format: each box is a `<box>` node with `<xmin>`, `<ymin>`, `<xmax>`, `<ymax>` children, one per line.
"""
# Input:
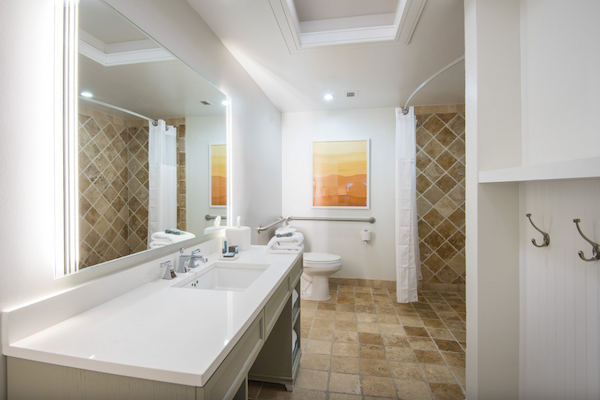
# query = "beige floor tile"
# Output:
<box><xmin>422</xmin><ymin>319</ymin><xmax>446</xmax><ymax>329</ymax></box>
<box><xmin>332</xmin><ymin>342</ymin><xmax>358</xmax><ymax>357</ymax></box>
<box><xmin>328</xmin><ymin>372</ymin><xmax>361</xmax><ymax>395</ymax></box>
<box><xmin>315</xmin><ymin>310</ymin><xmax>336</xmax><ymax>319</ymax></box>
<box><xmin>331</xmin><ymin>356</ymin><xmax>360</xmax><ymax>374</ymax></box>
<box><xmin>354</xmin><ymin>287</ymin><xmax>372</xmax><ymax>293</ymax></box>
<box><xmin>401</xmin><ymin>316</ymin><xmax>425</xmax><ymax>326</ymax></box>
<box><xmin>337</xmin><ymin>297</ymin><xmax>355</xmax><ymax>305</ymax></box>
<box><xmin>334</xmin><ymin>330</ymin><xmax>358</xmax><ymax>343</ymax></box>
<box><xmin>428</xmin><ymin>383</ymin><xmax>465</xmax><ymax>400</ymax></box>
<box><xmin>336</xmin><ymin>311</ymin><xmax>357</xmax><ymax>321</ymax></box>
<box><xmin>256</xmin><ymin>383</ymin><xmax>292</xmax><ymax>399</ymax></box>
<box><xmin>306</xmin><ymin>339</ymin><xmax>332</xmax><ymax>355</ymax></box>
<box><xmin>378</xmin><ymin>314</ymin><xmax>401</xmax><ymax>324</ymax></box>
<box><xmin>452</xmin><ymin>330</ymin><xmax>466</xmax><ymax>342</ymax></box>
<box><xmin>360</xmin><ymin>358</ymin><xmax>391</xmax><ymax>377</ymax></box>
<box><xmin>301</xmin><ymin>300</ymin><xmax>318</xmax><ymax>309</ymax></box>
<box><xmin>413</xmin><ymin>350</ymin><xmax>445</xmax><ymax>365</ymax></box>
<box><xmin>427</xmin><ymin>328</ymin><xmax>454</xmax><ymax>340</ymax></box>
<box><xmin>358</xmin><ymin>332</ymin><xmax>383</xmax><ymax>346</ymax></box>
<box><xmin>451</xmin><ymin>366</ymin><xmax>466</xmax><ymax>386</ymax></box>
<box><xmin>442</xmin><ymin>352</ymin><xmax>465</xmax><ymax>367</ymax></box>
<box><xmin>356</xmin><ymin>313</ymin><xmax>378</xmax><ymax>323</ymax></box>
<box><xmin>389</xmin><ymin>361</ymin><xmax>423</xmax><ymax>380</ymax></box>
<box><xmin>420</xmin><ymin>364</ymin><xmax>456</xmax><ymax>383</ymax></box>
<box><xmin>296</xmin><ymin>369</ymin><xmax>329</xmax><ymax>391</ymax></box>
<box><xmin>335</xmin><ymin>320</ymin><xmax>357</xmax><ymax>331</ymax></box>
<box><xmin>404</xmin><ymin>326</ymin><xmax>430</xmax><ymax>337</ymax></box>
<box><xmin>433</xmin><ymin>339</ymin><xmax>464</xmax><ymax>353</ymax></box>
<box><xmin>301</xmin><ymin>353</ymin><xmax>331</xmax><ymax>371</ymax></box>
<box><xmin>386</xmin><ymin>346</ymin><xmax>416</xmax><ymax>362</ymax></box>
<box><xmin>408</xmin><ymin>336</ymin><xmax>437</xmax><ymax>351</ymax></box>
<box><xmin>313</xmin><ymin>318</ymin><xmax>335</xmax><ymax>330</ymax></box>
<box><xmin>329</xmin><ymin>393</ymin><xmax>362</xmax><ymax>400</ymax></box>
<box><xmin>309</xmin><ymin>329</ymin><xmax>334</xmax><ymax>341</ymax></box>
<box><xmin>362</xmin><ymin>376</ymin><xmax>397</xmax><ymax>397</ymax></box>
<box><xmin>444</xmin><ymin>321</ymin><xmax>466</xmax><ymax>331</ymax></box>
<box><xmin>383</xmin><ymin>334</ymin><xmax>410</xmax><ymax>348</ymax></box>
<box><xmin>301</xmin><ymin>316</ymin><xmax>314</xmax><ymax>326</ymax></box>
<box><xmin>335</xmin><ymin>304</ymin><xmax>356</xmax><ymax>312</ymax></box>
<box><xmin>300</xmin><ymin>327</ymin><xmax>310</xmax><ymax>339</ymax></box>
<box><xmin>395</xmin><ymin>378</ymin><xmax>433</xmax><ymax>400</ymax></box>
<box><xmin>357</xmin><ymin>322</ymin><xmax>380</xmax><ymax>333</ymax></box>
<box><xmin>355</xmin><ymin>305</ymin><xmax>376</xmax><ymax>314</ymax></box>
<box><xmin>380</xmin><ymin>324</ymin><xmax>406</xmax><ymax>335</ymax></box>
<box><xmin>359</xmin><ymin>344</ymin><xmax>386</xmax><ymax>359</ymax></box>
<box><xmin>291</xmin><ymin>388</ymin><xmax>327</xmax><ymax>400</ymax></box>
<box><xmin>302</xmin><ymin>308</ymin><xmax>316</xmax><ymax>318</ymax></box>
<box><xmin>248</xmin><ymin>380</ymin><xmax>262</xmax><ymax>398</ymax></box>
<box><xmin>318</xmin><ymin>302</ymin><xmax>336</xmax><ymax>311</ymax></box>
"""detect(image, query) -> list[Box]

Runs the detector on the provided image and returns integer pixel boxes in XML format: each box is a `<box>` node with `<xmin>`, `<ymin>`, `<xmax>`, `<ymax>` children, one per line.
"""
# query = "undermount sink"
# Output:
<box><xmin>177</xmin><ymin>263</ymin><xmax>270</xmax><ymax>292</ymax></box>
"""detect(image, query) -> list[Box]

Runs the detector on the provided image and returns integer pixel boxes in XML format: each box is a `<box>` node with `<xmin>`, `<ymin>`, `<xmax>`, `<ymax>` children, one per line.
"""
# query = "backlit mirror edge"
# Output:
<box><xmin>55</xmin><ymin>0</ymin><xmax>232</xmax><ymax>278</ymax></box>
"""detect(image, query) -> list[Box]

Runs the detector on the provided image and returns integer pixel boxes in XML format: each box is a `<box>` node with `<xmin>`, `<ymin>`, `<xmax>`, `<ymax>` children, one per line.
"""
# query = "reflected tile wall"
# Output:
<box><xmin>414</xmin><ymin>105</ymin><xmax>465</xmax><ymax>291</ymax></box>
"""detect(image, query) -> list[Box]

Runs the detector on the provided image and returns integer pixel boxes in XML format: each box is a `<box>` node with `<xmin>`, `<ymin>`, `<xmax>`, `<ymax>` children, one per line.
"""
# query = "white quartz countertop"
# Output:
<box><xmin>3</xmin><ymin>246</ymin><xmax>301</xmax><ymax>387</ymax></box>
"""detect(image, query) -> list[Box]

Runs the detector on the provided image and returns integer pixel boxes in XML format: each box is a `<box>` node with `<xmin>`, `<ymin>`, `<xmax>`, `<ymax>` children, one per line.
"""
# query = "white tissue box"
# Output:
<box><xmin>226</xmin><ymin>226</ymin><xmax>251</xmax><ymax>251</ymax></box>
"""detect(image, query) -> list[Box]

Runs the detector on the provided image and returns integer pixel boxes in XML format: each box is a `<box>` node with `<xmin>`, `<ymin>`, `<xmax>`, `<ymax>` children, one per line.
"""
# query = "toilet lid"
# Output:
<box><xmin>304</xmin><ymin>252</ymin><xmax>341</xmax><ymax>264</ymax></box>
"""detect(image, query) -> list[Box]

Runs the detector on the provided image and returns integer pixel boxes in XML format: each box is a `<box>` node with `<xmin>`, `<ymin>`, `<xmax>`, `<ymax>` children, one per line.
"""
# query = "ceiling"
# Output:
<box><xmin>185</xmin><ymin>0</ymin><xmax>465</xmax><ymax>112</ymax></box>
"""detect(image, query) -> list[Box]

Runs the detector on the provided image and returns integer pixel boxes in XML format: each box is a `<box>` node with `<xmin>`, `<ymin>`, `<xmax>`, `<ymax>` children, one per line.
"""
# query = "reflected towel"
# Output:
<box><xmin>268</xmin><ymin>244</ymin><xmax>304</xmax><ymax>254</ymax></box>
<box><xmin>151</xmin><ymin>231</ymin><xmax>195</xmax><ymax>243</ymax></box>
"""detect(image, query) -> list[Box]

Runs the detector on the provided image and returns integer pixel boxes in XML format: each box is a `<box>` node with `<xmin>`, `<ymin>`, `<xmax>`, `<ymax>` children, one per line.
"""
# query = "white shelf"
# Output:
<box><xmin>478</xmin><ymin>156</ymin><xmax>600</xmax><ymax>183</ymax></box>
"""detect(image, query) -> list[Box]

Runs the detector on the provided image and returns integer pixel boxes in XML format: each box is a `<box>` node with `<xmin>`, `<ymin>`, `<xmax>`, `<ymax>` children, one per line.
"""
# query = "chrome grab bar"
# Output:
<box><xmin>205</xmin><ymin>214</ymin><xmax>227</xmax><ymax>221</ymax></box>
<box><xmin>257</xmin><ymin>215</ymin><xmax>376</xmax><ymax>233</ymax></box>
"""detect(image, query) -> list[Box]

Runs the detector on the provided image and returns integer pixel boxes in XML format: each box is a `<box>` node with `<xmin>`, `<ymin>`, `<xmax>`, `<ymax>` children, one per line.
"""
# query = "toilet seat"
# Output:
<box><xmin>304</xmin><ymin>252</ymin><xmax>341</xmax><ymax>266</ymax></box>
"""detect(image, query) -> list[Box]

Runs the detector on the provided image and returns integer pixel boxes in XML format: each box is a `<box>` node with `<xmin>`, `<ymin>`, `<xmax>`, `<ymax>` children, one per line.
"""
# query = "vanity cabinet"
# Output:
<box><xmin>6</xmin><ymin>255</ymin><xmax>303</xmax><ymax>400</ymax></box>
<box><xmin>249</xmin><ymin>255</ymin><xmax>302</xmax><ymax>390</ymax></box>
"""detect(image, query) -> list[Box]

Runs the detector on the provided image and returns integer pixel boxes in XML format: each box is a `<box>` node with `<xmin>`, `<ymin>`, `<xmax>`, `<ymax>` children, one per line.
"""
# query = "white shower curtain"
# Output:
<box><xmin>147</xmin><ymin>119</ymin><xmax>177</xmax><ymax>248</ymax></box>
<box><xmin>395</xmin><ymin>107</ymin><xmax>422</xmax><ymax>303</ymax></box>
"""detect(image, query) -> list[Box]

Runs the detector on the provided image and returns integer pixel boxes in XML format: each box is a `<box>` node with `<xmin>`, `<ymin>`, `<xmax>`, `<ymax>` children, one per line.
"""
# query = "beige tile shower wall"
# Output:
<box><xmin>78</xmin><ymin>106</ymin><xmax>131</xmax><ymax>269</ymax></box>
<box><xmin>414</xmin><ymin>105</ymin><xmax>466</xmax><ymax>292</ymax></box>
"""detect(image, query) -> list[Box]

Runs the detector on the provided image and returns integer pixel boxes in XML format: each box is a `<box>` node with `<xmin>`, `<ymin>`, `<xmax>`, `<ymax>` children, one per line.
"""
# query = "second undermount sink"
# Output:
<box><xmin>178</xmin><ymin>263</ymin><xmax>270</xmax><ymax>292</ymax></box>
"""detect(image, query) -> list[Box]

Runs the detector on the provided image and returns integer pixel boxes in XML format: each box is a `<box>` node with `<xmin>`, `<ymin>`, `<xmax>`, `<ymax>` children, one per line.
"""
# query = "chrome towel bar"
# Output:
<box><xmin>205</xmin><ymin>214</ymin><xmax>227</xmax><ymax>221</ymax></box>
<box><xmin>257</xmin><ymin>215</ymin><xmax>376</xmax><ymax>233</ymax></box>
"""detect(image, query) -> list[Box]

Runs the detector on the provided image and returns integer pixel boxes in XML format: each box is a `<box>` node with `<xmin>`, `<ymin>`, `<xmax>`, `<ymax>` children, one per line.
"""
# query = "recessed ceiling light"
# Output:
<box><xmin>80</xmin><ymin>91</ymin><xmax>93</xmax><ymax>98</ymax></box>
<box><xmin>324</xmin><ymin>94</ymin><xmax>334</xmax><ymax>101</ymax></box>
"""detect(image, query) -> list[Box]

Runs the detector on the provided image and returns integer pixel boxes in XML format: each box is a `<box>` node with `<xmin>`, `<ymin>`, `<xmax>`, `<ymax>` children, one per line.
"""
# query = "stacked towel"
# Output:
<box><xmin>276</xmin><ymin>226</ymin><xmax>297</xmax><ymax>235</ymax></box>
<box><xmin>267</xmin><ymin>232</ymin><xmax>304</xmax><ymax>253</ymax></box>
<box><xmin>149</xmin><ymin>230</ymin><xmax>195</xmax><ymax>249</ymax></box>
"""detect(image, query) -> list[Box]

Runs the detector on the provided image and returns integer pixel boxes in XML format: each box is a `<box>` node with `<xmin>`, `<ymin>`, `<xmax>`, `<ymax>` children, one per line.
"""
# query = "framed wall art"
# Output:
<box><xmin>209</xmin><ymin>144</ymin><xmax>227</xmax><ymax>207</ymax></box>
<box><xmin>312</xmin><ymin>139</ymin><xmax>370</xmax><ymax>209</ymax></box>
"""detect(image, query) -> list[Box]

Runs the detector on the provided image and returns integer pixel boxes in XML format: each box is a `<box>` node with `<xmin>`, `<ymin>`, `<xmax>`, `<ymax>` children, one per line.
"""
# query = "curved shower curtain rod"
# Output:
<box><xmin>79</xmin><ymin>96</ymin><xmax>159</xmax><ymax>126</ymax></box>
<box><xmin>401</xmin><ymin>55</ymin><xmax>465</xmax><ymax>115</ymax></box>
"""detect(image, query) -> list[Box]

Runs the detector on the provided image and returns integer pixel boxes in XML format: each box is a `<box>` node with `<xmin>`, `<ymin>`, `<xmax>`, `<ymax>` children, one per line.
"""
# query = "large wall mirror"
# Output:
<box><xmin>59</xmin><ymin>0</ymin><xmax>229</xmax><ymax>276</ymax></box>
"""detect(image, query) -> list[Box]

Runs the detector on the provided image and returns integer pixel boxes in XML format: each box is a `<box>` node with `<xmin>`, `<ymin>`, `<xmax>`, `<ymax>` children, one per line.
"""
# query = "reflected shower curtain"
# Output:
<box><xmin>147</xmin><ymin>119</ymin><xmax>177</xmax><ymax>248</ymax></box>
<box><xmin>396</xmin><ymin>107</ymin><xmax>422</xmax><ymax>303</ymax></box>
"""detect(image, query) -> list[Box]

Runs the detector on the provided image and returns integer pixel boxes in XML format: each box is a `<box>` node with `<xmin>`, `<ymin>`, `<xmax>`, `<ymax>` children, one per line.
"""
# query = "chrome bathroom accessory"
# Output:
<box><xmin>205</xmin><ymin>214</ymin><xmax>227</xmax><ymax>221</ymax></box>
<box><xmin>177</xmin><ymin>248</ymin><xmax>208</xmax><ymax>273</ymax></box>
<box><xmin>161</xmin><ymin>260</ymin><xmax>177</xmax><ymax>280</ymax></box>
<box><xmin>573</xmin><ymin>219</ymin><xmax>600</xmax><ymax>262</ymax></box>
<box><xmin>257</xmin><ymin>215</ymin><xmax>376</xmax><ymax>233</ymax></box>
<box><xmin>525</xmin><ymin>213</ymin><xmax>550</xmax><ymax>247</ymax></box>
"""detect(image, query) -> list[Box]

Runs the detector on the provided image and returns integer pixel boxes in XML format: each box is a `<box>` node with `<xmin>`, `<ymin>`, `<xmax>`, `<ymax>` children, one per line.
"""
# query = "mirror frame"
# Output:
<box><xmin>55</xmin><ymin>0</ymin><xmax>232</xmax><ymax>278</ymax></box>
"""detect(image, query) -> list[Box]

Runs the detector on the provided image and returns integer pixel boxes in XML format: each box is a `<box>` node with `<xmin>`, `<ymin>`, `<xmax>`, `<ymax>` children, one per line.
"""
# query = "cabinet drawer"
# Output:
<box><xmin>199</xmin><ymin>313</ymin><xmax>264</xmax><ymax>400</ymax></box>
<box><xmin>264</xmin><ymin>279</ymin><xmax>290</xmax><ymax>335</ymax></box>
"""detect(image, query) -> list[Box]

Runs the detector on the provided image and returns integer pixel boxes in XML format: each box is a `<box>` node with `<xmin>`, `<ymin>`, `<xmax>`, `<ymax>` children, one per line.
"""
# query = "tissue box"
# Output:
<box><xmin>226</xmin><ymin>226</ymin><xmax>251</xmax><ymax>251</ymax></box>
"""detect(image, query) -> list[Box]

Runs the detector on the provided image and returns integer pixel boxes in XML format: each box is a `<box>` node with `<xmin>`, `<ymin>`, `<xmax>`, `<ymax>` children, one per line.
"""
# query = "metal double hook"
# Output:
<box><xmin>526</xmin><ymin>214</ymin><xmax>550</xmax><ymax>247</ymax></box>
<box><xmin>573</xmin><ymin>219</ymin><xmax>600</xmax><ymax>262</ymax></box>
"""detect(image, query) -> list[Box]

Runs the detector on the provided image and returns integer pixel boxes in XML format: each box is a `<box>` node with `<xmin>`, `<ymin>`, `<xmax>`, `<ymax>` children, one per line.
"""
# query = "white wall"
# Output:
<box><xmin>185</xmin><ymin>116</ymin><xmax>227</xmax><ymax>234</ymax></box>
<box><xmin>520</xmin><ymin>0</ymin><xmax>600</xmax><ymax>166</ymax></box>
<box><xmin>0</xmin><ymin>1</ymin><xmax>281</xmax><ymax>399</ymax></box>
<box><xmin>281</xmin><ymin>108</ymin><xmax>396</xmax><ymax>281</ymax></box>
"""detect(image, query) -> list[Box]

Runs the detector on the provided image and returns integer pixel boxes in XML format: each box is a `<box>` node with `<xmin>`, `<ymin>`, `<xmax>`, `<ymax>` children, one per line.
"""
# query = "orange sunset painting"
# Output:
<box><xmin>313</xmin><ymin>140</ymin><xmax>369</xmax><ymax>208</ymax></box>
<box><xmin>210</xmin><ymin>144</ymin><xmax>227</xmax><ymax>206</ymax></box>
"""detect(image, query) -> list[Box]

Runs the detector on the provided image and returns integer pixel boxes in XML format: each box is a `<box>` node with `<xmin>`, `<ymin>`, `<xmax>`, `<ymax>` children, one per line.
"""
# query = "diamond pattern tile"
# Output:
<box><xmin>415</xmin><ymin>111</ymin><xmax>465</xmax><ymax>289</ymax></box>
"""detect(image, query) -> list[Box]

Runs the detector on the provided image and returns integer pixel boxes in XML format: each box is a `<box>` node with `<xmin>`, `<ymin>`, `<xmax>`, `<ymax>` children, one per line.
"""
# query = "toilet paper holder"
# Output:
<box><xmin>361</xmin><ymin>230</ymin><xmax>372</xmax><ymax>244</ymax></box>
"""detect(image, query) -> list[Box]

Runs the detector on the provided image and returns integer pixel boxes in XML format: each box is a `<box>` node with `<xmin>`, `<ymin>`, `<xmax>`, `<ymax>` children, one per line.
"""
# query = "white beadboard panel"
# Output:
<box><xmin>520</xmin><ymin>179</ymin><xmax>600</xmax><ymax>399</ymax></box>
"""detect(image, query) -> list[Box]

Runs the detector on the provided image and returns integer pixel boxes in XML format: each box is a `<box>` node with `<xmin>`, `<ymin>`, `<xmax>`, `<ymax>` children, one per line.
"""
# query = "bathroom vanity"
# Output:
<box><xmin>3</xmin><ymin>246</ymin><xmax>302</xmax><ymax>400</ymax></box>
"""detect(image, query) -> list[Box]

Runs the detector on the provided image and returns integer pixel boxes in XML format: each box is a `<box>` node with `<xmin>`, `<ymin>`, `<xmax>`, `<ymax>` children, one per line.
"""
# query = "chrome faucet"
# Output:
<box><xmin>177</xmin><ymin>248</ymin><xmax>208</xmax><ymax>273</ymax></box>
<box><xmin>161</xmin><ymin>260</ymin><xmax>176</xmax><ymax>280</ymax></box>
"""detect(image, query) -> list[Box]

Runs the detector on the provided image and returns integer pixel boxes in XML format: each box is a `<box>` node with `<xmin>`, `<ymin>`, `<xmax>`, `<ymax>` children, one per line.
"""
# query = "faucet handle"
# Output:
<box><xmin>161</xmin><ymin>260</ymin><xmax>177</xmax><ymax>280</ymax></box>
<box><xmin>191</xmin><ymin>248</ymin><xmax>201</xmax><ymax>256</ymax></box>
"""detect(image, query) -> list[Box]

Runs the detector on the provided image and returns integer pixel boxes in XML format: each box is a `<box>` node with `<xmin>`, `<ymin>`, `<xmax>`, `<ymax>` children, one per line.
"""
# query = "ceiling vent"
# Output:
<box><xmin>346</xmin><ymin>91</ymin><xmax>358</xmax><ymax>98</ymax></box>
<box><xmin>200</xmin><ymin>100</ymin><xmax>212</xmax><ymax>106</ymax></box>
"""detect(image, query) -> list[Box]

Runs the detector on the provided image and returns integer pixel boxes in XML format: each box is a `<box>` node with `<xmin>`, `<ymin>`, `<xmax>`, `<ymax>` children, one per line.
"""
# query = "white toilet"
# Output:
<box><xmin>301</xmin><ymin>252</ymin><xmax>342</xmax><ymax>301</ymax></box>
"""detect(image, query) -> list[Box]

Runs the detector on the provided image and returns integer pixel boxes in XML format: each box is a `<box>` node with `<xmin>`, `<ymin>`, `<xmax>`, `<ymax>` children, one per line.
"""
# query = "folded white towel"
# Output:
<box><xmin>269</xmin><ymin>244</ymin><xmax>304</xmax><ymax>254</ymax></box>
<box><xmin>267</xmin><ymin>232</ymin><xmax>304</xmax><ymax>250</ymax></box>
<box><xmin>276</xmin><ymin>226</ymin><xmax>297</xmax><ymax>234</ymax></box>
<box><xmin>151</xmin><ymin>231</ymin><xmax>195</xmax><ymax>243</ymax></box>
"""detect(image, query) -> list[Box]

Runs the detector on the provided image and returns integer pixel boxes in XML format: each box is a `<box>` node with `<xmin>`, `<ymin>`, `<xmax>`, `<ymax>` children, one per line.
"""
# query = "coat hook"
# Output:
<box><xmin>573</xmin><ymin>219</ymin><xmax>600</xmax><ymax>262</ymax></box>
<box><xmin>525</xmin><ymin>213</ymin><xmax>550</xmax><ymax>247</ymax></box>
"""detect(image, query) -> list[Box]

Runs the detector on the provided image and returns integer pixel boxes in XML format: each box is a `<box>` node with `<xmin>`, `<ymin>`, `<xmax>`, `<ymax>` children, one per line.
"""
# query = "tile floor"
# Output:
<box><xmin>248</xmin><ymin>285</ymin><xmax>466</xmax><ymax>400</ymax></box>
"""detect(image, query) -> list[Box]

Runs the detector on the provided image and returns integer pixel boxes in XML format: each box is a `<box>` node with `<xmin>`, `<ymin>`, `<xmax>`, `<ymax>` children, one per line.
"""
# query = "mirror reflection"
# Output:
<box><xmin>77</xmin><ymin>0</ymin><xmax>228</xmax><ymax>269</ymax></box>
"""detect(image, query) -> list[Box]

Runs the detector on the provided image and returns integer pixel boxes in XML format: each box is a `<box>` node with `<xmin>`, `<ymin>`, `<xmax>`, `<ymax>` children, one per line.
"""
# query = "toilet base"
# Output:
<box><xmin>301</xmin><ymin>274</ymin><xmax>331</xmax><ymax>301</ymax></box>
